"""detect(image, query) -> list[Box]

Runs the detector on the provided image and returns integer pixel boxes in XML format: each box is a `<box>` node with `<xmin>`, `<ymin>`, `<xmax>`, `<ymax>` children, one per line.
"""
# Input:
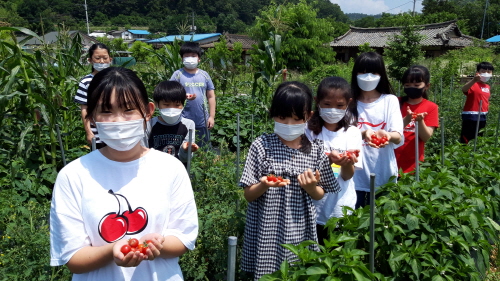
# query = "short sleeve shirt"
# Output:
<box><xmin>74</xmin><ymin>74</ymin><xmax>101</xmax><ymax>143</ymax></box>
<box><xmin>354</xmin><ymin>94</ymin><xmax>404</xmax><ymax>192</ymax></box>
<box><xmin>148</xmin><ymin>117</ymin><xmax>195</xmax><ymax>163</ymax></box>
<box><xmin>170</xmin><ymin>69</ymin><xmax>215</xmax><ymax>128</ymax></box>
<box><xmin>462</xmin><ymin>81</ymin><xmax>490</xmax><ymax>121</ymax></box>
<box><xmin>305</xmin><ymin>125</ymin><xmax>363</xmax><ymax>222</ymax></box>
<box><xmin>50</xmin><ymin>149</ymin><xmax>198</xmax><ymax>281</ymax></box>
<box><xmin>239</xmin><ymin>134</ymin><xmax>339</xmax><ymax>279</ymax></box>
<box><xmin>395</xmin><ymin>99</ymin><xmax>439</xmax><ymax>173</ymax></box>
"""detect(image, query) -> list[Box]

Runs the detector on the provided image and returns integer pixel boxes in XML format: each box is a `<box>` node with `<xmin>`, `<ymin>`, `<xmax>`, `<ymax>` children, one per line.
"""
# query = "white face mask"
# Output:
<box><xmin>480</xmin><ymin>73</ymin><xmax>492</xmax><ymax>82</ymax></box>
<box><xmin>95</xmin><ymin>119</ymin><xmax>145</xmax><ymax>151</ymax></box>
<box><xmin>274</xmin><ymin>121</ymin><xmax>306</xmax><ymax>141</ymax></box>
<box><xmin>357</xmin><ymin>73</ymin><xmax>381</xmax><ymax>92</ymax></box>
<box><xmin>183</xmin><ymin>57</ymin><xmax>199</xmax><ymax>70</ymax></box>
<box><xmin>94</xmin><ymin>63</ymin><xmax>110</xmax><ymax>72</ymax></box>
<box><xmin>159</xmin><ymin>108</ymin><xmax>183</xmax><ymax>124</ymax></box>
<box><xmin>319</xmin><ymin>106</ymin><xmax>347</xmax><ymax>124</ymax></box>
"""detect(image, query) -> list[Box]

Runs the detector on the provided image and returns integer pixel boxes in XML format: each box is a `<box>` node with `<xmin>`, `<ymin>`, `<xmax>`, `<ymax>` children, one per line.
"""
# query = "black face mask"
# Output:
<box><xmin>404</xmin><ymin>87</ymin><xmax>424</xmax><ymax>99</ymax></box>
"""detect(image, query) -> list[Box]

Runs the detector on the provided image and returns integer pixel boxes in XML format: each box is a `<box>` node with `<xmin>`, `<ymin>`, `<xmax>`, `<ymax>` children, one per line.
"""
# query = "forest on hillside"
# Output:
<box><xmin>0</xmin><ymin>0</ymin><xmax>499</xmax><ymax>39</ymax></box>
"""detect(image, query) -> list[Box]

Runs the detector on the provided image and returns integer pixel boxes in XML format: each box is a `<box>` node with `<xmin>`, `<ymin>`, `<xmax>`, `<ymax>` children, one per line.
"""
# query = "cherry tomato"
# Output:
<box><xmin>146</xmin><ymin>240</ymin><xmax>153</xmax><ymax>245</ymax></box>
<box><xmin>277</xmin><ymin>176</ymin><xmax>283</xmax><ymax>181</ymax></box>
<box><xmin>121</xmin><ymin>244</ymin><xmax>131</xmax><ymax>255</ymax></box>
<box><xmin>137</xmin><ymin>244</ymin><xmax>148</xmax><ymax>255</ymax></box>
<box><xmin>128</xmin><ymin>238</ymin><xmax>139</xmax><ymax>248</ymax></box>
<box><xmin>267</xmin><ymin>174</ymin><xmax>277</xmax><ymax>182</ymax></box>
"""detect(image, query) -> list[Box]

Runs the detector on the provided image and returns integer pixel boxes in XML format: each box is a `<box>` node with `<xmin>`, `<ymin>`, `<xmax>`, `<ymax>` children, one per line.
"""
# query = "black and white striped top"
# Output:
<box><xmin>74</xmin><ymin>74</ymin><xmax>101</xmax><ymax>143</ymax></box>
<box><xmin>239</xmin><ymin>134</ymin><xmax>340</xmax><ymax>279</ymax></box>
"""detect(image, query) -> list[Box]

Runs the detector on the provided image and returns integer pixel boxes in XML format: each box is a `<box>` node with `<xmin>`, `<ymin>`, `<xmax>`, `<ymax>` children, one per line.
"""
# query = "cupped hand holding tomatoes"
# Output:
<box><xmin>113</xmin><ymin>238</ymin><xmax>147</xmax><ymax>267</ymax></box>
<box><xmin>139</xmin><ymin>233</ymin><xmax>165</xmax><ymax>261</ymax></box>
<box><xmin>186</xmin><ymin>93</ymin><xmax>197</xmax><ymax>100</ymax></box>
<box><xmin>261</xmin><ymin>174</ymin><xmax>290</xmax><ymax>187</ymax></box>
<box><xmin>406</xmin><ymin>107</ymin><xmax>428</xmax><ymax>122</ymax></box>
<box><xmin>366</xmin><ymin>129</ymin><xmax>390</xmax><ymax>148</ymax></box>
<box><xmin>328</xmin><ymin>150</ymin><xmax>359</xmax><ymax>166</ymax></box>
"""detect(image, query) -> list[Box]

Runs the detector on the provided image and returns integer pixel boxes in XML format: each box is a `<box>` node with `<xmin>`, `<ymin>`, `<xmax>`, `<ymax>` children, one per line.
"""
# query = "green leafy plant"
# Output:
<box><xmin>264</xmin><ymin>137</ymin><xmax>500</xmax><ymax>280</ymax></box>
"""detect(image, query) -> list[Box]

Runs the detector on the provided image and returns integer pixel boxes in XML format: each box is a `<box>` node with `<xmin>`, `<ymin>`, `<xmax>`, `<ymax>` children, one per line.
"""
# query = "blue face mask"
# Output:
<box><xmin>94</xmin><ymin>63</ymin><xmax>110</xmax><ymax>72</ymax></box>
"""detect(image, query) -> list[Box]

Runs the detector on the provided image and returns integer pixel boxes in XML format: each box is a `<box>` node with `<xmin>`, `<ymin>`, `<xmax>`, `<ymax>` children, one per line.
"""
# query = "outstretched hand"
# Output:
<box><xmin>366</xmin><ymin>129</ymin><xmax>390</xmax><ymax>148</ymax></box>
<box><xmin>113</xmin><ymin>239</ymin><xmax>147</xmax><ymax>267</ymax></box>
<box><xmin>260</xmin><ymin>175</ymin><xmax>290</xmax><ymax>187</ymax></box>
<box><xmin>182</xmin><ymin>142</ymin><xmax>199</xmax><ymax>152</ymax></box>
<box><xmin>327</xmin><ymin>150</ymin><xmax>358</xmax><ymax>166</ymax></box>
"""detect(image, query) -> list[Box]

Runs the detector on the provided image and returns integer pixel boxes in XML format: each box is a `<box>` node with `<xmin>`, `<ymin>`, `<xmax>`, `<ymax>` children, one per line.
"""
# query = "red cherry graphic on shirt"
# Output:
<box><xmin>98</xmin><ymin>213</ymin><xmax>128</xmax><ymax>243</ymax></box>
<box><xmin>114</xmin><ymin>192</ymin><xmax>148</xmax><ymax>234</ymax></box>
<box><xmin>122</xmin><ymin>208</ymin><xmax>148</xmax><ymax>234</ymax></box>
<box><xmin>98</xmin><ymin>190</ymin><xmax>129</xmax><ymax>243</ymax></box>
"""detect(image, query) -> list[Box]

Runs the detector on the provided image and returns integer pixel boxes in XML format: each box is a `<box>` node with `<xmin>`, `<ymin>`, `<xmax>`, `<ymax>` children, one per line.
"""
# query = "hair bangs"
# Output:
<box><xmin>86</xmin><ymin>67</ymin><xmax>149</xmax><ymax>121</ymax></box>
<box><xmin>353</xmin><ymin>52</ymin><xmax>384</xmax><ymax>74</ymax></box>
<box><xmin>401</xmin><ymin>65</ymin><xmax>430</xmax><ymax>84</ymax></box>
<box><xmin>153</xmin><ymin>81</ymin><xmax>186</xmax><ymax>104</ymax></box>
<box><xmin>270</xmin><ymin>82</ymin><xmax>312</xmax><ymax>120</ymax></box>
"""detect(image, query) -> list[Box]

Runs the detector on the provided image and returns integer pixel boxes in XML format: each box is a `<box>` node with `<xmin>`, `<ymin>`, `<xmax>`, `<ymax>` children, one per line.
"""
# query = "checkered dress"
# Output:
<box><xmin>239</xmin><ymin>134</ymin><xmax>340</xmax><ymax>279</ymax></box>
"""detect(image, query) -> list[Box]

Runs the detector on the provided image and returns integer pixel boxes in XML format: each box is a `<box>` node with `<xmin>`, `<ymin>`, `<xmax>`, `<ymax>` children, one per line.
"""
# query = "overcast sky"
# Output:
<box><xmin>332</xmin><ymin>0</ymin><xmax>424</xmax><ymax>15</ymax></box>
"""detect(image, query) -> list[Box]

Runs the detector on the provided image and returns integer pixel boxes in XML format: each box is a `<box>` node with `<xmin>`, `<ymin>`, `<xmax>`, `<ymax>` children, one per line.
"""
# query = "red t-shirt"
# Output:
<box><xmin>462</xmin><ymin>82</ymin><xmax>490</xmax><ymax>120</ymax></box>
<box><xmin>395</xmin><ymin>99</ymin><xmax>439</xmax><ymax>173</ymax></box>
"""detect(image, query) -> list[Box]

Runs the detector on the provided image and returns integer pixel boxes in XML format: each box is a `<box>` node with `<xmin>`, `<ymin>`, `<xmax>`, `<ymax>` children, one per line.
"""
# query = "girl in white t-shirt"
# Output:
<box><xmin>351</xmin><ymin>52</ymin><xmax>404</xmax><ymax>209</ymax></box>
<box><xmin>305</xmin><ymin>76</ymin><xmax>363</xmax><ymax>244</ymax></box>
<box><xmin>50</xmin><ymin>67</ymin><xmax>198</xmax><ymax>281</ymax></box>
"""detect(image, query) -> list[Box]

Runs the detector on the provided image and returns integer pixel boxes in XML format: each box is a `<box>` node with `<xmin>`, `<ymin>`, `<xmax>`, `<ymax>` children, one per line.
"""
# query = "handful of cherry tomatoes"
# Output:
<box><xmin>266</xmin><ymin>174</ymin><xmax>284</xmax><ymax>183</ymax></box>
<box><xmin>120</xmin><ymin>238</ymin><xmax>152</xmax><ymax>255</ymax></box>
<box><xmin>338</xmin><ymin>150</ymin><xmax>360</xmax><ymax>159</ymax></box>
<box><xmin>411</xmin><ymin>112</ymin><xmax>418</xmax><ymax>120</ymax></box>
<box><xmin>371</xmin><ymin>134</ymin><xmax>388</xmax><ymax>146</ymax></box>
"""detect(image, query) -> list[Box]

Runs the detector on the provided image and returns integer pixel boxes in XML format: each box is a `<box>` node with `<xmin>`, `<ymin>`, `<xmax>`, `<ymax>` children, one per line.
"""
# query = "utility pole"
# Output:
<box><xmin>84</xmin><ymin>0</ymin><xmax>90</xmax><ymax>35</ymax></box>
<box><xmin>190</xmin><ymin>11</ymin><xmax>196</xmax><ymax>35</ymax></box>
<box><xmin>481</xmin><ymin>0</ymin><xmax>489</xmax><ymax>39</ymax></box>
<box><xmin>412</xmin><ymin>0</ymin><xmax>416</xmax><ymax>16</ymax></box>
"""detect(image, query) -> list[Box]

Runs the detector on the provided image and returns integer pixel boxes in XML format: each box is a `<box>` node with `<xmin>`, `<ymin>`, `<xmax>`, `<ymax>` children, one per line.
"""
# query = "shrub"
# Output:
<box><xmin>263</xmin><ymin>136</ymin><xmax>500</xmax><ymax>280</ymax></box>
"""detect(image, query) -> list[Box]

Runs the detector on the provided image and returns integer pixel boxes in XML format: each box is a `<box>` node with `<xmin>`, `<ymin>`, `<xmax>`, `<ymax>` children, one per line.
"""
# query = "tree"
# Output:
<box><xmin>128</xmin><ymin>41</ymin><xmax>153</xmax><ymax>62</ymax></box>
<box><xmin>385</xmin><ymin>20</ymin><xmax>425</xmax><ymax>80</ymax></box>
<box><xmin>249</xmin><ymin>0</ymin><xmax>335</xmax><ymax>71</ymax></box>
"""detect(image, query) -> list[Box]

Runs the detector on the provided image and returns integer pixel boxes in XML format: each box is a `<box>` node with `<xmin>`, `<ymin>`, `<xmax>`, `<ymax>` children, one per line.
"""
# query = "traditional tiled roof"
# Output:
<box><xmin>200</xmin><ymin>33</ymin><xmax>257</xmax><ymax>50</ymax></box>
<box><xmin>331</xmin><ymin>20</ymin><xmax>475</xmax><ymax>48</ymax></box>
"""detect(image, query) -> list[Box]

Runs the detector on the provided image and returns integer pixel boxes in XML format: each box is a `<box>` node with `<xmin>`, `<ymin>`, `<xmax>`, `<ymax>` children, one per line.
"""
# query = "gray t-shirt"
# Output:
<box><xmin>170</xmin><ymin>69</ymin><xmax>215</xmax><ymax>128</ymax></box>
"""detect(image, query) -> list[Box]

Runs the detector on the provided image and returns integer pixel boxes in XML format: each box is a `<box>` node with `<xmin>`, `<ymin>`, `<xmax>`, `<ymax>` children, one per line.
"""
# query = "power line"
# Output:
<box><xmin>380</xmin><ymin>0</ymin><xmax>422</xmax><ymax>14</ymax></box>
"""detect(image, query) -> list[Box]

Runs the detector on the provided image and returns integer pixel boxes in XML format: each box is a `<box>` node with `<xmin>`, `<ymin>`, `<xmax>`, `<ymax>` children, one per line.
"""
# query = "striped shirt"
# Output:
<box><xmin>74</xmin><ymin>74</ymin><xmax>101</xmax><ymax>143</ymax></box>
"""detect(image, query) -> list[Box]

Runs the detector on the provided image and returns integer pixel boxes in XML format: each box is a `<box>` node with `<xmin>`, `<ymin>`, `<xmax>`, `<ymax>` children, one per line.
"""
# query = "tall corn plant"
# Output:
<box><xmin>146</xmin><ymin>39</ymin><xmax>184</xmax><ymax>81</ymax></box>
<box><xmin>0</xmin><ymin>27</ymin><xmax>47</xmax><ymax>162</ymax></box>
<box><xmin>251</xmin><ymin>32</ymin><xmax>285</xmax><ymax>117</ymax></box>
<box><xmin>0</xmin><ymin>26</ymin><xmax>85</xmax><ymax>165</ymax></box>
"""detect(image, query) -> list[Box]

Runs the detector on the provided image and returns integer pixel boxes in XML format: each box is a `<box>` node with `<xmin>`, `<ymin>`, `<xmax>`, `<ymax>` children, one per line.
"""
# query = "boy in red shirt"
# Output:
<box><xmin>460</xmin><ymin>62</ymin><xmax>494</xmax><ymax>143</ymax></box>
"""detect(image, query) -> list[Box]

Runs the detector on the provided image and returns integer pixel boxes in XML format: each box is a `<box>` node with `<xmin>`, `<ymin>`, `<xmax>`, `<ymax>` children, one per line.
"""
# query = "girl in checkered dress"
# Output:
<box><xmin>239</xmin><ymin>81</ymin><xmax>340</xmax><ymax>279</ymax></box>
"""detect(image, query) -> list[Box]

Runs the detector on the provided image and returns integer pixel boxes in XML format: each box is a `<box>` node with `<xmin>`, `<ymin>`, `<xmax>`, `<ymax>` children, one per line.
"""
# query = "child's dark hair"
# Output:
<box><xmin>351</xmin><ymin>52</ymin><xmax>394</xmax><ymax>100</ymax></box>
<box><xmin>180</xmin><ymin>42</ymin><xmax>202</xmax><ymax>58</ymax></box>
<box><xmin>270</xmin><ymin>81</ymin><xmax>313</xmax><ymax>153</ymax></box>
<box><xmin>351</xmin><ymin>52</ymin><xmax>394</xmax><ymax>119</ymax></box>
<box><xmin>153</xmin><ymin>81</ymin><xmax>186</xmax><ymax>104</ymax></box>
<box><xmin>88</xmin><ymin>43</ymin><xmax>111</xmax><ymax>72</ymax></box>
<box><xmin>400</xmin><ymin>65</ymin><xmax>430</xmax><ymax>106</ymax></box>
<box><xmin>86</xmin><ymin>67</ymin><xmax>150</xmax><ymax>125</ymax></box>
<box><xmin>477</xmin><ymin>62</ymin><xmax>494</xmax><ymax>72</ymax></box>
<box><xmin>308</xmin><ymin>76</ymin><xmax>354</xmax><ymax>135</ymax></box>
